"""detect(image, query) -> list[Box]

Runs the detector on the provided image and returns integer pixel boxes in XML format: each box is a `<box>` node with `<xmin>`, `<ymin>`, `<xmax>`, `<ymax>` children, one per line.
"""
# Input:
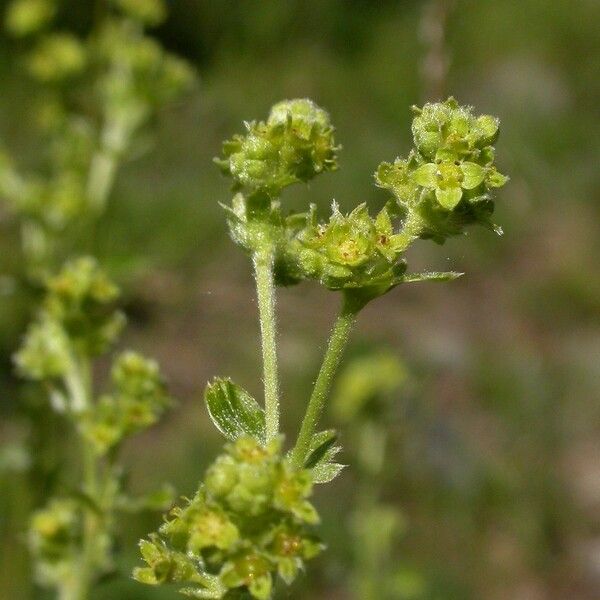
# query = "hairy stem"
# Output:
<box><xmin>292</xmin><ymin>296</ymin><xmax>358</xmax><ymax>467</ymax></box>
<box><xmin>253</xmin><ymin>248</ymin><xmax>280</xmax><ymax>441</ymax></box>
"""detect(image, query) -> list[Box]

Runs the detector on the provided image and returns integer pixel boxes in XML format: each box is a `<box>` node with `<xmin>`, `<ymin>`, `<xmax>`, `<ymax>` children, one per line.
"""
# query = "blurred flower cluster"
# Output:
<box><xmin>1</xmin><ymin>0</ymin><xmax>195</xmax><ymax>275</ymax></box>
<box><xmin>135</xmin><ymin>436</ymin><xmax>322</xmax><ymax>599</ymax></box>
<box><xmin>14</xmin><ymin>257</ymin><xmax>173</xmax><ymax>594</ymax></box>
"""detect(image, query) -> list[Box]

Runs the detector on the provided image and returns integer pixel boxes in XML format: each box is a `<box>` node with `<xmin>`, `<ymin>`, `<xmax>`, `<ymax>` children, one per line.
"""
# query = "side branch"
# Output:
<box><xmin>292</xmin><ymin>295</ymin><xmax>358</xmax><ymax>467</ymax></box>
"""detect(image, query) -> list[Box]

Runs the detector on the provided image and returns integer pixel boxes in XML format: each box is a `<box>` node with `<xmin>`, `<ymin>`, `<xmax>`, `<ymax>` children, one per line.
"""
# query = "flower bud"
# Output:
<box><xmin>44</xmin><ymin>256</ymin><xmax>125</xmax><ymax>355</ymax></box>
<box><xmin>111</xmin><ymin>0</ymin><xmax>166</xmax><ymax>26</ymax></box>
<box><xmin>80</xmin><ymin>351</ymin><xmax>172</xmax><ymax>454</ymax></box>
<box><xmin>14</xmin><ymin>315</ymin><xmax>71</xmax><ymax>380</ymax></box>
<box><xmin>27</xmin><ymin>33</ymin><xmax>86</xmax><ymax>82</ymax></box>
<box><xmin>216</xmin><ymin>98</ymin><xmax>339</xmax><ymax>196</ymax></box>
<box><xmin>5</xmin><ymin>0</ymin><xmax>55</xmax><ymax>37</ymax></box>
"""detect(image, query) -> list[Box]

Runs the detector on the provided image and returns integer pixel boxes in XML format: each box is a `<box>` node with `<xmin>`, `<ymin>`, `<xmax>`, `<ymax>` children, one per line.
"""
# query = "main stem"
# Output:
<box><xmin>253</xmin><ymin>248</ymin><xmax>280</xmax><ymax>441</ymax></box>
<box><xmin>62</xmin><ymin>357</ymin><xmax>100</xmax><ymax>600</ymax></box>
<box><xmin>292</xmin><ymin>295</ymin><xmax>358</xmax><ymax>467</ymax></box>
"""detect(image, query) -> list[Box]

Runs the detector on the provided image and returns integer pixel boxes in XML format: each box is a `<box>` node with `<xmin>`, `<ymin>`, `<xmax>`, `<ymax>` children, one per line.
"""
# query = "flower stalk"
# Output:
<box><xmin>292</xmin><ymin>296</ymin><xmax>358</xmax><ymax>467</ymax></box>
<box><xmin>253</xmin><ymin>247</ymin><xmax>280</xmax><ymax>441</ymax></box>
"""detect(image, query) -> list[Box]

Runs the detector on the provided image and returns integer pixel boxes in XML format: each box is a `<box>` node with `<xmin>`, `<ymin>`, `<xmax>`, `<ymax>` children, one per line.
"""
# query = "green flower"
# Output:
<box><xmin>44</xmin><ymin>256</ymin><xmax>125</xmax><ymax>355</ymax></box>
<box><xmin>134</xmin><ymin>436</ymin><xmax>322</xmax><ymax>599</ymax></box>
<box><xmin>412</xmin><ymin>160</ymin><xmax>488</xmax><ymax>209</ymax></box>
<box><xmin>411</xmin><ymin>97</ymin><xmax>499</xmax><ymax>162</ymax></box>
<box><xmin>14</xmin><ymin>314</ymin><xmax>71</xmax><ymax>381</ymax></box>
<box><xmin>216</xmin><ymin>98</ymin><xmax>338</xmax><ymax>196</ymax></box>
<box><xmin>79</xmin><ymin>351</ymin><xmax>172</xmax><ymax>454</ymax></box>
<box><xmin>292</xmin><ymin>203</ymin><xmax>407</xmax><ymax>298</ymax></box>
<box><xmin>27</xmin><ymin>498</ymin><xmax>112</xmax><ymax>589</ymax></box>
<box><xmin>376</xmin><ymin>98</ymin><xmax>508</xmax><ymax>243</ymax></box>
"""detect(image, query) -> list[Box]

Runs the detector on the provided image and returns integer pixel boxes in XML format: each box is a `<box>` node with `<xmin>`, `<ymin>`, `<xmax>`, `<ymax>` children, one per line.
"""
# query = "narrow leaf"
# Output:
<box><xmin>399</xmin><ymin>271</ymin><xmax>463</xmax><ymax>284</ymax></box>
<box><xmin>204</xmin><ymin>377</ymin><xmax>266</xmax><ymax>443</ymax></box>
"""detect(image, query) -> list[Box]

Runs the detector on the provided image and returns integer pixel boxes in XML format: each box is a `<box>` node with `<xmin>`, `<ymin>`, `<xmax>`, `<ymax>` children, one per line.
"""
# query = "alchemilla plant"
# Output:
<box><xmin>134</xmin><ymin>97</ymin><xmax>508</xmax><ymax>598</ymax></box>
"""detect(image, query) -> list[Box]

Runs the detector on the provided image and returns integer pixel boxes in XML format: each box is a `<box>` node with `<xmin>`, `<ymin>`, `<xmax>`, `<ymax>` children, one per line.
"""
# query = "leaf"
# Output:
<box><xmin>117</xmin><ymin>483</ymin><xmax>176</xmax><ymax>513</ymax></box>
<box><xmin>312</xmin><ymin>462</ymin><xmax>346</xmax><ymax>484</ymax></box>
<box><xmin>304</xmin><ymin>430</ymin><xmax>338</xmax><ymax>468</ymax></box>
<box><xmin>398</xmin><ymin>271</ymin><xmax>463</xmax><ymax>284</ymax></box>
<box><xmin>204</xmin><ymin>378</ymin><xmax>266</xmax><ymax>444</ymax></box>
<box><xmin>304</xmin><ymin>429</ymin><xmax>345</xmax><ymax>484</ymax></box>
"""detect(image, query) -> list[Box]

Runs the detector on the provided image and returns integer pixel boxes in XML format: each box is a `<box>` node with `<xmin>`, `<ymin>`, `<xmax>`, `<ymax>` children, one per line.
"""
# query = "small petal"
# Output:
<box><xmin>436</xmin><ymin>186</ymin><xmax>463</xmax><ymax>209</ymax></box>
<box><xmin>487</xmin><ymin>168</ymin><xmax>509</xmax><ymax>188</ymax></box>
<box><xmin>412</xmin><ymin>163</ymin><xmax>437</xmax><ymax>188</ymax></box>
<box><xmin>460</xmin><ymin>162</ymin><xmax>485</xmax><ymax>189</ymax></box>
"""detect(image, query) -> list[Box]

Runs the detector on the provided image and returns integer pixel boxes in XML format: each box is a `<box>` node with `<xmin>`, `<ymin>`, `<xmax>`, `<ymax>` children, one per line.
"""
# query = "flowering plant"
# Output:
<box><xmin>134</xmin><ymin>97</ymin><xmax>507</xmax><ymax>598</ymax></box>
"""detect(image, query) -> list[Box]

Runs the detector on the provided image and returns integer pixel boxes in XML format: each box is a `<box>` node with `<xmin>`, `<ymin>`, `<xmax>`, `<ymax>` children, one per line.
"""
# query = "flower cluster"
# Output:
<box><xmin>216</xmin><ymin>98</ymin><xmax>339</xmax><ymax>197</ymax></box>
<box><xmin>15</xmin><ymin>257</ymin><xmax>124</xmax><ymax>383</ymax></box>
<box><xmin>80</xmin><ymin>351</ymin><xmax>172</xmax><ymax>454</ymax></box>
<box><xmin>217</xmin><ymin>98</ymin><xmax>506</xmax><ymax>307</ymax></box>
<box><xmin>134</xmin><ymin>436</ymin><xmax>322</xmax><ymax>599</ymax></box>
<box><xmin>1</xmin><ymin>0</ymin><xmax>195</xmax><ymax>275</ymax></box>
<box><xmin>27</xmin><ymin>499</ymin><xmax>89</xmax><ymax>588</ymax></box>
<box><xmin>289</xmin><ymin>203</ymin><xmax>408</xmax><ymax>301</ymax></box>
<box><xmin>375</xmin><ymin>97</ymin><xmax>508</xmax><ymax>243</ymax></box>
<box><xmin>15</xmin><ymin>257</ymin><xmax>170</xmax><ymax>449</ymax></box>
<box><xmin>16</xmin><ymin>256</ymin><xmax>174</xmax><ymax>596</ymax></box>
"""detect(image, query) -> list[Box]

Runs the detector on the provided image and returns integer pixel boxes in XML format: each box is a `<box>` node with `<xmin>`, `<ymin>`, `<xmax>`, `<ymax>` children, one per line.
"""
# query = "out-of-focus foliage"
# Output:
<box><xmin>14</xmin><ymin>257</ymin><xmax>175</xmax><ymax>597</ymax></box>
<box><xmin>1</xmin><ymin>0</ymin><xmax>195</xmax><ymax>279</ymax></box>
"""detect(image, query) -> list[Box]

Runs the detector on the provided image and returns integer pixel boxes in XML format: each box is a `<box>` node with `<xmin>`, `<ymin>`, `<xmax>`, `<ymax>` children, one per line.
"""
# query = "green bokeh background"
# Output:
<box><xmin>1</xmin><ymin>1</ymin><xmax>599</xmax><ymax>598</ymax></box>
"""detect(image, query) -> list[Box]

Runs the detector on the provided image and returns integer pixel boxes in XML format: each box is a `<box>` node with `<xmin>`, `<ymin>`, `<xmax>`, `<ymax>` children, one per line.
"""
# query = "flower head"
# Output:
<box><xmin>376</xmin><ymin>98</ymin><xmax>508</xmax><ymax>242</ymax></box>
<box><xmin>216</xmin><ymin>98</ymin><xmax>339</xmax><ymax>196</ymax></box>
<box><xmin>134</xmin><ymin>436</ymin><xmax>322</xmax><ymax>599</ymax></box>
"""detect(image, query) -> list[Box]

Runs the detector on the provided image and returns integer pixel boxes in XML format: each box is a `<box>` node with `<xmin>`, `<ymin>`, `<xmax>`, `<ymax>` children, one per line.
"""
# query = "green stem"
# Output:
<box><xmin>292</xmin><ymin>295</ymin><xmax>359</xmax><ymax>467</ymax></box>
<box><xmin>253</xmin><ymin>248</ymin><xmax>280</xmax><ymax>441</ymax></box>
<box><xmin>61</xmin><ymin>356</ymin><xmax>101</xmax><ymax>600</ymax></box>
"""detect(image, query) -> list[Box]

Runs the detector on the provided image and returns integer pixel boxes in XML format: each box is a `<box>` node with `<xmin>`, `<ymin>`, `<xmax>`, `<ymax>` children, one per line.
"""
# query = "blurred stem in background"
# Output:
<box><xmin>419</xmin><ymin>0</ymin><xmax>454</xmax><ymax>101</ymax></box>
<box><xmin>331</xmin><ymin>350</ymin><xmax>425</xmax><ymax>600</ymax></box>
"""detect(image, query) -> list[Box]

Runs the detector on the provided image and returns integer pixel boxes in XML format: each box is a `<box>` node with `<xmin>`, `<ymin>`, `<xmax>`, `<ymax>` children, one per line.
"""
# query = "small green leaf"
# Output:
<box><xmin>304</xmin><ymin>430</ymin><xmax>338</xmax><ymax>469</ymax></box>
<box><xmin>204</xmin><ymin>378</ymin><xmax>266</xmax><ymax>443</ymax></box>
<box><xmin>312</xmin><ymin>462</ymin><xmax>345</xmax><ymax>484</ymax></box>
<box><xmin>303</xmin><ymin>429</ymin><xmax>344</xmax><ymax>484</ymax></box>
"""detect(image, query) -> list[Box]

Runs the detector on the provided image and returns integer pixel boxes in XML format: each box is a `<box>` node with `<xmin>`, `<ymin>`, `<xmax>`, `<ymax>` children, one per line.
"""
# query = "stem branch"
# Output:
<box><xmin>292</xmin><ymin>295</ymin><xmax>358</xmax><ymax>467</ymax></box>
<box><xmin>253</xmin><ymin>248</ymin><xmax>280</xmax><ymax>441</ymax></box>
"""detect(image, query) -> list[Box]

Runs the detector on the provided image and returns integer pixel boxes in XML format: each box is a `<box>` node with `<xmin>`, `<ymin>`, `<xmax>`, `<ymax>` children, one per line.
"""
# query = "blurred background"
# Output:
<box><xmin>1</xmin><ymin>0</ymin><xmax>599</xmax><ymax>598</ymax></box>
